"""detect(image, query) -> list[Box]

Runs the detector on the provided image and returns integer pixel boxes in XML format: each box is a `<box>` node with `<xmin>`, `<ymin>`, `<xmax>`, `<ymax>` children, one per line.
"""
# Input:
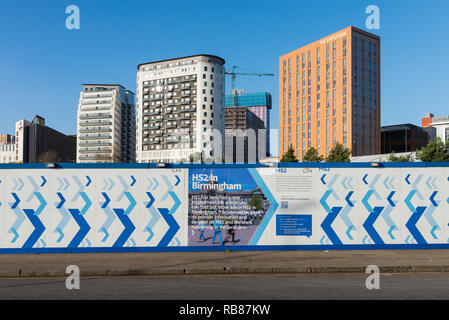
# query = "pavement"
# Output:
<box><xmin>1</xmin><ymin>249</ymin><xmax>449</xmax><ymax>278</ymax></box>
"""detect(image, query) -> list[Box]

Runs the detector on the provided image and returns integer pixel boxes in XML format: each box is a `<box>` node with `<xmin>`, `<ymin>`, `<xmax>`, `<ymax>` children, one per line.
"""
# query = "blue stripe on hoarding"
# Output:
<box><xmin>4</xmin><ymin>243</ymin><xmax>449</xmax><ymax>254</ymax></box>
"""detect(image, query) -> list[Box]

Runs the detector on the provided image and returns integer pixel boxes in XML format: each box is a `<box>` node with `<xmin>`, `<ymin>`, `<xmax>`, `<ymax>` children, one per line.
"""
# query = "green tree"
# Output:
<box><xmin>326</xmin><ymin>143</ymin><xmax>351</xmax><ymax>162</ymax></box>
<box><xmin>248</xmin><ymin>195</ymin><xmax>263</xmax><ymax>211</ymax></box>
<box><xmin>280</xmin><ymin>145</ymin><xmax>299</xmax><ymax>163</ymax></box>
<box><xmin>387</xmin><ymin>152</ymin><xmax>413</xmax><ymax>162</ymax></box>
<box><xmin>303</xmin><ymin>147</ymin><xmax>323</xmax><ymax>162</ymax></box>
<box><xmin>37</xmin><ymin>150</ymin><xmax>61</xmax><ymax>163</ymax></box>
<box><xmin>416</xmin><ymin>137</ymin><xmax>449</xmax><ymax>162</ymax></box>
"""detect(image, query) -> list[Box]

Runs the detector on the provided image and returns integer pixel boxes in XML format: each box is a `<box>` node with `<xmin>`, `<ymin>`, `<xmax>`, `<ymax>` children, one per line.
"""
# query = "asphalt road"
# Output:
<box><xmin>0</xmin><ymin>273</ymin><xmax>448</xmax><ymax>300</ymax></box>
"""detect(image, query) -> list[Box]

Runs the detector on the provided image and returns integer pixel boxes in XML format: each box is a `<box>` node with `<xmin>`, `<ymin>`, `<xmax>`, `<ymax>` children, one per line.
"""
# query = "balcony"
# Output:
<box><xmin>78</xmin><ymin>134</ymin><xmax>112</xmax><ymax>140</ymax></box>
<box><xmin>79</xmin><ymin>141</ymin><xmax>112</xmax><ymax>147</ymax></box>
<box><xmin>79</xmin><ymin>113</ymin><xmax>112</xmax><ymax>120</ymax></box>
<box><xmin>79</xmin><ymin>120</ymin><xmax>112</xmax><ymax>126</ymax></box>
<box><xmin>166</xmin><ymin>123</ymin><xmax>177</xmax><ymax>129</ymax></box>
<box><xmin>80</xmin><ymin>106</ymin><xmax>111</xmax><ymax>112</ymax></box>
<box><xmin>79</xmin><ymin>127</ymin><xmax>112</xmax><ymax>133</ymax></box>
<box><xmin>79</xmin><ymin>147</ymin><xmax>112</xmax><ymax>154</ymax></box>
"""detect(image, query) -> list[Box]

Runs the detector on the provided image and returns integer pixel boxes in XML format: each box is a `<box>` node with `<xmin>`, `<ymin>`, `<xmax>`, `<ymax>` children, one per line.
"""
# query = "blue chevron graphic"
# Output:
<box><xmin>117</xmin><ymin>176</ymin><xmax>129</xmax><ymax>201</ymax></box>
<box><xmin>86</xmin><ymin>176</ymin><xmax>92</xmax><ymax>187</ymax></box>
<box><xmin>412</xmin><ymin>174</ymin><xmax>424</xmax><ymax>188</ymax></box>
<box><xmin>363</xmin><ymin>206</ymin><xmax>385</xmax><ymax>245</ymax></box>
<box><xmin>17</xmin><ymin>178</ymin><xmax>24</xmax><ymax>191</ymax></box>
<box><xmin>383</xmin><ymin>177</ymin><xmax>390</xmax><ymax>190</ymax></box>
<box><xmin>57</xmin><ymin>178</ymin><xmax>63</xmax><ymax>191</ymax></box>
<box><xmin>362</xmin><ymin>190</ymin><xmax>375</xmax><ymax>213</ymax></box>
<box><xmin>101</xmin><ymin>192</ymin><xmax>110</xmax><ymax>208</ymax></box>
<box><xmin>429</xmin><ymin>191</ymin><xmax>439</xmax><ymax>207</ymax></box>
<box><xmin>147</xmin><ymin>177</ymin><xmax>154</xmax><ymax>190</ymax></box>
<box><xmin>55</xmin><ymin>228</ymin><xmax>64</xmax><ymax>242</ymax></box>
<box><xmin>22</xmin><ymin>209</ymin><xmax>45</xmax><ymax>248</ymax></box>
<box><xmin>388</xmin><ymin>177</ymin><xmax>395</xmax><ymax>189</ymax></box>
<box><xmin>99</xmin><ymin>194</ymin><xmax>115</xmax><ymax>242</ymax></box>
<box><xmin>362</xmin><ymin>235</ymin><xmax>369</xmax><ymax>244</ymax></box>
<box><xmin>340</xmin><ymin>204</ymin><xmax>355</xmax><ymax>240</ymax></box>
<box><xmin>405</xmin><ymin>206</ymin><xmax>427</xmax><ymax>245</ymax></box>
<box><xmin>9</xmin><ymin>228</ymin><xmax>19</xmax><ymax>243</ymax></box>
<box><xmin>426</xmin><ymin>177</ymin><xmax>433</xmax><ymax>189</ymax></box>
<box><xmin>382</xmin><ymin>205</ymin><xmax>397</xmax><ymax>240</ymax></box>
<box><xmin>9</xmin><ymin>203</ymin><xmax>25</xmax><ymax>242</ymax></box>
<box><xmin>405</xmin><ymin>190</ymin><xmax>417</xmax><ymax>213</ymax></box>
<box><xmin>26</xmin><ymin>176</ymin><xmax>39</xmax><ymax>202</ymax></box>
<box><xmin>362</xmin><ymin>174</ymin><xmax>368</xmax><ymax>185</ymax></box>
<box><xmin>319</xmin><ymin>235</ymin><xmax>326</xmax><ymax>244</ymax></box>
<box><xmin>321</xmin><ymin>207</ymin><xmax>343</xmax><ymax>245</ymax></box>
<box><xmin>347</xmin><ymin>177</ymin><xmax>354</xmax><ymax>189</ymax></box>
<box><xmin>424</xmin><ymin>203</ymin><xmax>440</xmax><ymax>239</ymax></box>
<box><xmin>34</xmin><ymin>192</ymin><xmax>47</xmax><ymax>216</ymax></box>
<box><xmin>153</xmin><ymin>177</ymin><xmax>159</xmax><ymax>190</ymax></box>
<box><xmin>68</xmin><ymin>209</ymin><xmax>91</xmax><ymax>248</ymax></box>
<box><xmin>345</xmin><ymin>191</ymin><xmax>354</xmax><ymax>207</ymax></box>
<box><xmin>168</xmin><ymin>191</ymin><xmax>181</xmax><ymax>215</ymax></box>
<box><xmin>56</xmin><ymin>193</ymin><xmax>65</xmax><ymax>209</ymax></box>
<box><xmin>174</xmin><ymin>175</ymin><xmax>181</xmax><ymax>186</ymax></box>
<box><xmin>85</xmin><ymin>238</ymin><xmax>92</xmax><ymax>247</ymax></box>
<box><xmin>63</xmin><ymin>178</ymin><xmax>70</xmax><ymax>191</ymax></box>
<box><xmin>157</xmin><ymin>208</ymin><xmax>180</xmax><ymax>247</ymax></box>
<box><xmin>144</xmin><ymin>192</ymin><xmax>160</xmax><ymax>242</ymax></box>
<box><xmin>146</xmin><ymin>192</ymin><xmax>155</xmax><ymax>208</ymax></box>
<box><xmin>405</xmin><ymin>174</ymin><xmax>411</xmax><ymax>185</ymax></box>
<box><xmin>11</xmin><ymin>193</ymin><xmax>20</xmax><ymax>209</ymax></box>
<box><xmin>387</xmin><ymin>225</ymin><xmax>397</xmax><ymax>240</ymax></box>
<box><xmin>327</xmin><ymin>174</ymin><xmax>339</xmax><ymax>189</ymax></box>
<box><xmin>387</xmin><ymin>191</ymin><xmax>396</xmax><ymax>207</ymax></box>
<box><xmin>171</xmin><ymin>237</ymin><xmax>181</xmax><ymax>246</ymax></box>
<box><xmin>161</xmin><ymin>175</ymin><xmax>174</xmax><ymax>201</ymax></box>
<box><xmin>79</xmin><ymin>192</ymin><xmax>92</xmax><ymax>215</ymax></box>
<box><xmin>431</xmin><ymin>177</ymin><xmax>437</xmax><ymax>188</ymax></box>
<box><xmin>40</xmin><ymin>176</ymin><xmax>47</xmax><ymax>187</ymax></box>
<box><xmin>145</xmin><ymin>227</ymin><xmax>155</xmax><ymax>242</ymax></box>
<box><xmin>12</xmin><ymin>178</ymin><xmax>18</xmax><ymax>191</ymax></box>
<box><xmin>112</xmin><ymin>208</ymin><xmax>136</xmax><ymax>247</ymax></box>
<box><xmin>320</xmin><ymin>190</ymin><xmax>333</xmax><ymax>213</ymax></box>
<box><xmin>320</xmin><ymin>174</ymin><xmax>326</xmax><ymax>185</ymax></box>
<box><xmin>54</xmin><ymin>204</ymin><xmax>71</xmax><ymax>243</ymax></box>
<box><xmin>341</xmin><ymin>177</ymin><xmax>348</xmax><ymax>189</ymax></box>
<box><xmin>130</xmin><ymin>176</ymin><xmax>136</xmax><ymax>187</ymax></box>
<box><xmin>124</xmin><ymin>192</ymin><xmax>137</xmax><ymax>215</ymax></box>
<box><xmin>369</xmin><ymin>174</ymin><xmax>381</xmax><ymax>189</ymax></box>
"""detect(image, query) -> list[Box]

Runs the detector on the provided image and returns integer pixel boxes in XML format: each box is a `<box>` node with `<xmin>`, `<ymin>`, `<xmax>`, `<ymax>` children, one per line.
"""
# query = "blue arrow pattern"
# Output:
<box><xmin>144</xmin><ymin>192</ymin><xmax>160</xmax><ymax>242</ymax></box>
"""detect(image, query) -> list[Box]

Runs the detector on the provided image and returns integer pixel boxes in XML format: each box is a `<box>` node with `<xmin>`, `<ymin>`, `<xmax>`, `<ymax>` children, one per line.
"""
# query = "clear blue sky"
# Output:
<box><xmin>1</xmin><ymin>0</ymin><xmax>448</xmax><ymax>156</ymax></box>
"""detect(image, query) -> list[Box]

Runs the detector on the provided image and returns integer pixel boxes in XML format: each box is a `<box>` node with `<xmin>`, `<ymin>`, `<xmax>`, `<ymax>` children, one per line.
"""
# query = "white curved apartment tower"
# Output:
<box><xmin>77</xmin><ymin>84</ymin><xmax>136</xmax><ymax>163</ymax></box>
<box><xmin>136</xmin><ymin>55</ymin><xmax>226</xmax><ymax>163</ymax></box>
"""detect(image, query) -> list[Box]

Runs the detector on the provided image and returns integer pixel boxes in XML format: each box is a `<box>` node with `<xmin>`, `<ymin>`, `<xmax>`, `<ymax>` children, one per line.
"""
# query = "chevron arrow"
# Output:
<box><xmin>168</xmin><ymin>191</ymin><xmax>181</xmax><ymax>215</ymax></box>
<box><xmin>362</xmin><ymin>174</ymin><xmax>368</xmax><ymax>185</ymax></box>
<box><xmin>153</xmin><ymin>177</ymin><xmax>159</xmax><ymax>190</ymax></box>
<box><xmin>363</xmin><ymin>206</ymin><xmax>385</xmax><ymax>245</ymax></box>
<box><xmin>431</xmin><ymin>177</ymin><xmax>437</xmax><ymax>189</ymax></box>
<box><xmin>12</xmin><ymin>178</ymin><xmax>18</xmax><ymax>191</ymax></box>
<box><xmin>17</xmin><ymin>178</ymin><xmax>24</xmax><ymax>191</ymax></box>
<box><xmin>68</xmin><ymin>209</ymin><xmax>91</xmax><ymax>248</ymax></box>
<box><xmin>101</xmin><ymin>192</ymin><xmax>111</xmax><ymax>209</ymax></box>
<box><xmin>11</xmin><ymin>193</ymin><xmax>20</xmax><ymax>209</ymax></box>
<box><xmin>387</xmin><ymin>191</ymin><xmax>396</xmax><ymax>207</ymax></box>
<box><xmin>130</xmin><ymin>176</ymin><xmax>136</xmax><ymax>187</ymax></box>
<box><xmin>362</xmin><ymin>190</ymin><xmax>374</xmax><ymax>214</ymax></box>
<box><xmin>22</xmin><ymin>208</ymin><xmax>45</xmax><ymax>248</ymax></box>
<box><xmin>40</xmin><ymin>176</ymin><xmax>47</xmax><ymax>187</ymax></box>
<box><xmin>345</xmin><ymin>191</ymin><xmax>354</xmax><ymax>207</ymax></box>
<box><xmin>26</xmin><ymin>176</ymin><xmax>39</xmax><ymax>202</ymax></box>
<box><xmin>429</xmin><ymin>191</ymin><xmax>439</xmax><ymax>207</ymax></box>
<box><xmin>388</xmin><ymin>177</ymin><xmax>395</xmax><ymax>189</ymax></box>
<box><xmin>63</xmin><ymin>178</ymin><xmax>70</xmax><ymax>191</ymax></box>
<box><xmin>157</xmin><ymin>208</ymin><xmax>180</xmax><ymax>247</ymax></box>
<box><xmin>320</xmin><ymin>174</ymin><xmax>326</xmax><ymax>185</ymax></box>
<box><xmin>426</xmin><ymin>177</ymin><xmax>433</xmax><ymax>189</ymax></box>
<box><xmin>174</xmin><ymin>175</ymin><xmax>181</xmax><ymax>186</ymax></box>
<box><xmin>124</xmin><ymin>192</ymin><xmax>137</xmax><ymax>215</ymax></box>
<box><xmin>112</xmin><ymin>208</ymin><xmax>136</xmax><ymax>248</ymax></box>
<box><xmin>34</xmin><ymin>192</ymin><xmax>47</xmax><ymax>216</ymax></box>
<box><xmin>320</xmin><ymin>190</ymin><xmax>332</xmax><ymax>213</ymax></box>
<box><xmin>405</xmin><ymin>206</ymin><xmax>427</xmax><ymax>245</ymax></box>
<box><xmin>9</xmin><ymin>228</ymin><xmax>19</xmax><ymax>243</ymax></box>
<box><xmin>147</xmin><ymin>177</ymin><xmax>154</xmax><ymax>190</ymax></box>
<box><xmin>79</xmin><ymin>192</ymin><xmax>92</xmax><ymax>216</ymax></box>
<box><xmin>341</xmin><ymin>177</ymin><xmax>348</xmax><ymax>190</ymax></box>
<box><xmin>405</xmin><ymin>190</ymin><xmax>417</xmax><ymax>214</ymax></box>
<box><xmin>320</xmin><ymin>206</ymin><xmax>343</xmax><ymax>245</ymax></box>
<box><xmin>405</xmin><ymin>174</ymin><xmax>411</xmax><ymax>185</ymax></box>
<box><xmin>86</xmin><ymin>176</ymin><xmax>92</xmax><ymax>187</ymax></box>
<box><xmin>347</xmin><ymin>177</ymin><xmax>354</xmax><ymax>189</ymax></box>
<box><xmin>56</xmin><ymin>192</ymin><xmax>66</xmax><ymax>209</ymax></box>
